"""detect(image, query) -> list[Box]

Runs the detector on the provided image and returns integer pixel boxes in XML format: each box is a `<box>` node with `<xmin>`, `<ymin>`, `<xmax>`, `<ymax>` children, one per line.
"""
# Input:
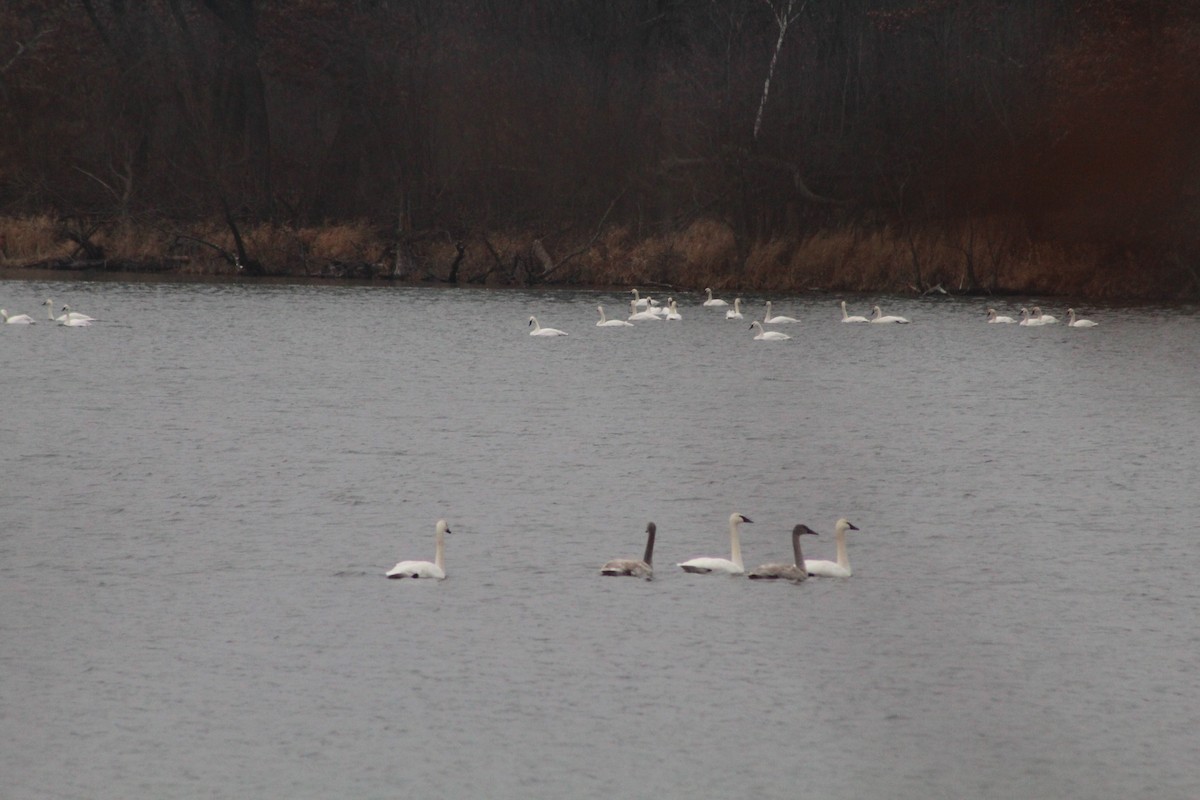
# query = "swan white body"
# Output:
<box><xmin>664</xmin><ymin>299</ymin><xmax>682</xmax><ymax>321</ymax></box>
<box><xmin>528</xmin><ymin>315</ymin><xmax>568</xmax><ymax>336</ymax></box>
<box><xmin>1032</xmin><ymin>306</ymin><xmax>1058</xmax><ymax>324</ymax></box>
<box><xmin>628</xmin><ymin>300</ymin><xmax>661</xmax><ymax>321</ymax></box>
<box><xmin>840</xmin><ymin>300</ymin><xmax>869</xmax><ymax>323</ymax></box>
<box><xmin>596</xmin><ymin>305</ymin><xmax>634</xmax><ymax>327</ymax></box>
<box><xmin>805</xmin><ymin>518</ymin><xmax>861</xmax><ymax>577</ymax></box>
<box><xmin>1</xmin><ymin>309</ymin><xmax>36</xmax><ymax>324</ymax></box>
<box><xmin>678</xmin><ymin>513</ymin><xmax>753</xmax><ymax>574</ymax></box>
<box><xmin>748</xmin><ymin>524</ymin><xmax>818</xmax><ymax>582</ymax></box>
<box><xmin>59</xmin><ymin>304</ymin><xmax>96</xmax><ymax>322</ymax></box>
<box><xmin>986</xmin><ymin>308</ymin><xmax>1015</xmax><ymax>324</ymax></box>
<box><xmin>386</xmin><ymin>519</ymin><xmax>451</xmax><ymax>580</ymax></box>
<box><xmin>1067</xmin><ymin>308</ymin><xmax>1098</xmax><ymax>328</ymax></box>
<box><xmin>749</xmin><ymin>321</ymin><xmax>790</xmax><ymax>340</ymax></box>
<box><xmin>601</xmin><ymin>522</ymin><xmax>656</xmax><ymax>580</ymax></box>
<box><xmin>1018</xmin><ymin>307</ymin><xmax>1047</xmax><ymax>326</ymax></box>
<box><xmin>763</xmin><ymin>301</ymin><xmax>798</xmax><ymax>324</ymax></box>
<box><xmin>870</xmin><ymin>306</ymin><xmax>909</xmax><ymax>324</ymax></box>
<box><xmin>702</xmin><ymin>287</ymin><xmax>729</xmax><ymax>307</ymax></box>
<box><xmin>59</xmin><ymin>315</ymin><xmax>93</xmax><ymax>328</ymax></box>
<box><xmin>725</xmin><ymin>298</ymin><xmax>744</xmax><ymax>320</ymax></box>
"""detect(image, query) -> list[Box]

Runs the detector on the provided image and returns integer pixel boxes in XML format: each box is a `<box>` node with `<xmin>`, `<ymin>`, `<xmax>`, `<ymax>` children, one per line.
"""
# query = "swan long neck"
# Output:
<box><xmin>729</xmin><ymin>519</ymin><xmax>743</xmax><ymax>568</ymax></box>
<box><xmin>792</xmin><ymin>531</ymin><xmax>806</xmax><ymax>568</ymax></box>
<box><xmin>434</xmin><ymin>527</ymin><xmax>445</xmax><ymax>570</ymax></box>
<box><xmin>642</xmin><ymin>527</ymin><xmax>656</xmax><ymax>566</ymax></box>
<box><xmin>834</xmin><ymin>525</ymin><xmax>849</xmax><ymax>569</ymax></box>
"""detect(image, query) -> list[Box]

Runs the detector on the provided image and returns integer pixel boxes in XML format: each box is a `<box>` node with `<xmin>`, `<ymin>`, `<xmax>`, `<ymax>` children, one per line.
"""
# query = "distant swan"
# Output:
<box><xmin>596</xmin><ymin>305</ymin><xmax>634</xmax><ymax>327</ymax></box>
<box><xmin>630</xmin><ymin>289</ymin><xmax>659</xmax><ymax>309</ymax></box>
<box><xmin>987</xmin><ymin>308</ymin><xmax>1016</xmax><ymax>324</ymax></box>
<box><xmin>1067</xmin><ymin>308</ymin><xmax>1098</xmax><ymax>328</ymax></box>
<box><xmin>840</xmin><ymin>300</ymin><xmax>869</xmax><ymax>323</ymax></box>
<box><xmin>628</xmin><ymin>300</ymin><xmax>661</xmax><ymax>321</ymax></box>
<box><xmin>59</xmin><ymin>314</ymin><xmax>93</xmax><ymax>328</ymax></box>
<box><xmin>870</xmin><ymin>306</ymin><xmax>909</xmax><ymax>324</ymax></box>
<box><xmin>1018</xmin><ymin>307</ymin><xmax>1046</xmax><ymax>327</ymax></box>
<box><xmin>678</xmin><ymin>513</ymin><xmax>753</xmax><ymax>574</ymax></box>
<box><xmin>528</xmin><ymin>315</ymin><xmax>568</xmax><ymax>336</ymax></box>
<box><xmin>664</xmin><ymin>299</ymin><xmax>682</xmax><ymax>321</ymax></box>
<box><xmin>703</xmin><ymin>287</ymin><xmax>729</xmax><ymax>307</ymax></box>
<box><xmin>1</xmin><ymin>309</ymin><xmax>36</xmax><ymax>324</ymax></box>
<box><xmin>385</xmin><ymin>519</ymin><xmax>452</xmax><ymax>580</ymax></box>
<box><xmin>805</xmin><ymin>518</ymin><xmax>861</xmax><ymax>578</ymax></box>
<box><xmin>1032</xmin><ymin>306</ymin><xmax>1058</xmax><ymax>324</ymax></box>
<box><xmin>748</xmin><ymin>524</ymin><xmax>819</xmax><ymax>582</ymax></box>
<box><xmin>749</xmin><ymin>320</ymin><xmax>791</xmax><ymax>340</ymax></box>
<box><xmin>725</xmin><ymin>298</ymin><xmax>743</xmax><ymax>320</ymax></box>
<box><xmin>600</xmin><ymin>522</ymin><xmax>656</xmax><ymax>580</ymax></box>
<box><xmin>60</xmin><ymin>304</ymin><xmax>96</xmax><ymax>322</ymax></box>
<box><xmin>764</xmin><ymin>301</ymin><xmax>799</xmax><ymax>323</ymax></box>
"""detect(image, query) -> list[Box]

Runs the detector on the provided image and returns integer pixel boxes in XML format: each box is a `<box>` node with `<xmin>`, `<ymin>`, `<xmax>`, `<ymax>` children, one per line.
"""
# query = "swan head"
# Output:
<box><xmin>834</xmin><ymin>518</ymin><xmax>859</xmax><ymax>533</ymax></box>
<box><xmin>872</xmin><ymin>305</ymin><xmax>882</xmax><ymax>315</ymax></box>
<box><xmin>731</xmin><ymin>513</ymin><xmax>753</xmax><ymax>525</ymax></box>
<box><xmin>528</xmin><ymin>316</ymin><xmax>537</xmax><ymax>327</ymax></box>
<box><xmin>792</xmin><ymin>524</ymin><xmax>819</xmax><ymax>537</ymax></box>
<box><xmin>436</xmin><ymin>519</ymin><xmax>452</xmax><ymax>535</ymax></box>
<box><xmin>646</xmin><ymin>521</ymin><xmax>656</xmax><ymax>535</ymax></box>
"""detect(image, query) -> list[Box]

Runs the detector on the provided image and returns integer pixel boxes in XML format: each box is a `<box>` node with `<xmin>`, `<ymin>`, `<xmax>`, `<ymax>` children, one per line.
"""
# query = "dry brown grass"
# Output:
<box><xmin>0</xmin><ymin>215</ymin><xmax>74</xmax><ymax>263</ymax></box>
<box><xmin>0</xmin><ymin>213</ymin><xmax>1188</xmax><ymax>297</ymax></box>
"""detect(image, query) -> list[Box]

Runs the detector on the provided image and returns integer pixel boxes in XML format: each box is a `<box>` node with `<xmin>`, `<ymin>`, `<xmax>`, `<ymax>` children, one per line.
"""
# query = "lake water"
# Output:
<box><xmin>2</xmin><ymin>279</ymin><xmax>1198</xmax><ymax>799</ymax></box>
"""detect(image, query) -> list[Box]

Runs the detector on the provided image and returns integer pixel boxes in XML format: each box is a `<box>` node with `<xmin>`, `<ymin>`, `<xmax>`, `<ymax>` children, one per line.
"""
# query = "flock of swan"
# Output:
<box><xmin>388</xmin><ymin>514</ymin><xmax>861</xmax><ymax>583</ymax></box>
<box><xmin>1</xmin><ymin>298</ymin><xmax>97</xmax><ymax>327</ymax></box>
<box><xmin>526</xmin><ymin>288</ymin><xmax>1100</xmax><ymax>339</ymax></box>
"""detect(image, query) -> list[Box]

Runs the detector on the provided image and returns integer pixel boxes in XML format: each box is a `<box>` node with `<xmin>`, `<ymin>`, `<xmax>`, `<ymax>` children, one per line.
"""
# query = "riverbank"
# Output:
<box><xmin>0</xmin><ymin>214</ymin><xmax>1193</xmax><ymax>299</ymax></box>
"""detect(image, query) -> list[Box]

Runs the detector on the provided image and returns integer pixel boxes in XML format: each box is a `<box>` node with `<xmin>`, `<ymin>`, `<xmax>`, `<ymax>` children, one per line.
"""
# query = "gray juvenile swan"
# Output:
<box><xmin>386</xmin><ymin>519</ymin><xmax>452</xmax><ymax>580</ymax></box>
<box><xmin>805</xmin><ymin>518</ymin><xmax>861</xmax><ymax>577</ymax></box>
<box><xmin>748</xmin><ymin>524</ymin><xmax>819</xmax><ymax>582</ymax></box>
<box><xmin>600</xmin><ymin>522</ymin><xmax>656</xmax><ymax>580</ymax></box>
<box><xmin>678</xmin><ymin>513</ymin><xmax>753</xmax><ymax>574</ymax></box>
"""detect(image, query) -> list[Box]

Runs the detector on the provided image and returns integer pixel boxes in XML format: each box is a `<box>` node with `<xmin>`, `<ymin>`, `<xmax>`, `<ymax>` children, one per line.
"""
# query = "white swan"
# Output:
<box><xmin>749</xmin><ymin>320</ymin><xmax>791</xmax><ymax>340</ymax></box>
<box><xmin>59</xmin><ymin>304</ymin><xmax>96</xmax><ymax>322</ymax></box>
<box><xmin>702</xmin><ymin>287</ymin><xmax>729</xmax><ymax>307</ymax></box>
<box><xmin>600</xmin><ymin>522</ymin><xmax>656</xmax><ymax>580</ymax></box>
<box><xmin>596</xmin><ymin>305</ymin><xmax>634</xmax><ymax>327</ymax></box>
<box><xmin>763</xmin><ymin>301</ymin><xmax>799</xmax><ymax>323</ymax></box>
<box><xmin>805</xmin><ymin>518</ymin><xmax>861</xmax><ymax>577</ymax></box>
<box><xmin>678</xmin><ymin>513</ymin><xmax>753</xmax><ymax>574</ymax></box>
<box><xmin>1067</xmin><ymin>308</ymin><xmax>1098</xmax><ymax>328</ymax></box>
<box><xmin>1032</xmin><ymin>306</ymin><xmax>1058</xmax><ymax>324</ymax></box>
<box><xmin>725</xmin><ymin>298</ymin><xmax>744</xmax><ymax>320</ymax></box>
<box><xmin>628</xmin><ymin>300</ymin><xmax>661</xmax><ymax>321</ymax></box>
<box><xmin>630</xmin><ymin>289</ymin><xmax>659</xmax><ymax>309</ymax></box>
<box><xmin>870</xmin><ymin>305</ymin><xmax>909</xmax><ymax>324</ymax></box>
<box><xmin>1</xmin><ymin>309</ymin><xmax>36</xmax><ymax>324</ymax></box>
<box><xmin>987</xmin><ymin>308</ymin><xmax>1016</xmax><ymax>324</ymax></box>
<box><xmin>1018</xmin><ymin>307</ymin><xmax>1046</xmax><ymax>326</ymax></box>
<box><xmin>664</xmin><ymin>299</ymin><xmax>682</xmax><ymax>321</ymax></box>
<box><xmin>747</xmin><ymin>524</ymin><xmax>819</xmax><ymax>582</ymax></box>
<box><xmin>59</xmin><ymin>314</ymin><xmax>93</xmax><ymax>328</ymax></box>
<box><xmin>840</xmin><ymin>300</ymin><xmax>870</xmax><ymax>323</ymax></box>
<box><xmin>528</xmin><ymin>315</ymin><xmax>568</xmax><ymax>336</ymax></box>
<box><xmin>385</xmin><ymin>519</ymin><xmax>452</xmax><ymax>580</ymax></box>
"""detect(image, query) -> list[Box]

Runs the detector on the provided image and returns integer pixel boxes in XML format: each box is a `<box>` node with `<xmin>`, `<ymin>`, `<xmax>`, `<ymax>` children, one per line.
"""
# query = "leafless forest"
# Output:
<box><xmin>1</xmin><ymin>1</ymin><xmax>1198</xmax><ymax>297</ymax></box>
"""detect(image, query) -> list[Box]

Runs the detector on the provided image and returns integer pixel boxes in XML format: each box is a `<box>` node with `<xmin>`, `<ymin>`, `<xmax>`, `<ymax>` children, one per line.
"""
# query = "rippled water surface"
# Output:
<box><xmin>3</xmin><ymin>279</ymin><xmax>1198</xmax><ymax>799</ymax></box>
